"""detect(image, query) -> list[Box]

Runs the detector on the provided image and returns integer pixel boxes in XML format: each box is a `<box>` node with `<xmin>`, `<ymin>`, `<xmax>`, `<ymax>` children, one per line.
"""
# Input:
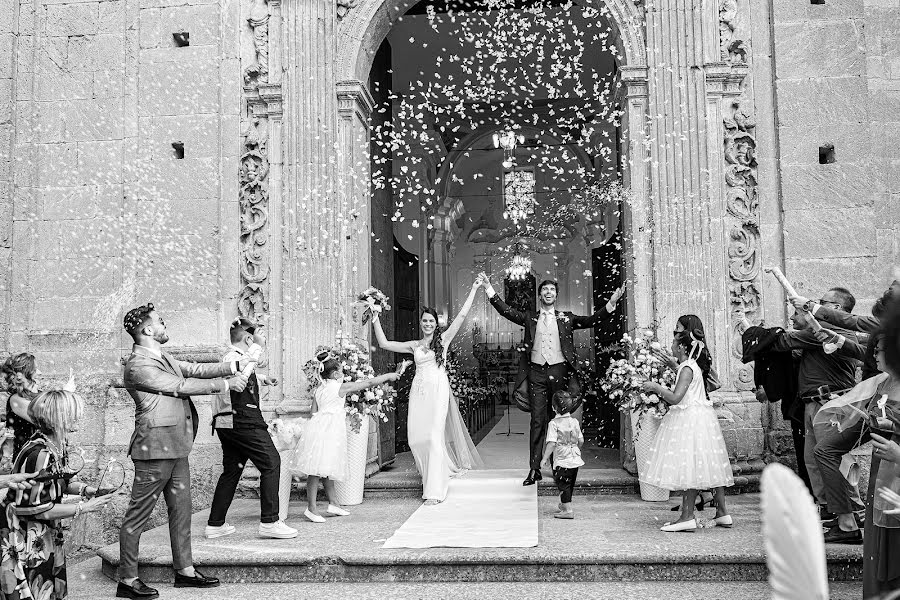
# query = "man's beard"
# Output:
<box><xmin>154</xmin><ymin>332</ymin><xmax>170</xmax><ymax>344</ymax></box>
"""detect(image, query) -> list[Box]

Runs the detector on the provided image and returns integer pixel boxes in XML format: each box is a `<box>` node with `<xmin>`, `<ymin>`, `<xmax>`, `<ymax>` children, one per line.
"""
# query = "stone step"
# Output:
<box><xmin>96</xmin><ymin>496</ymin><xmax>861</xmax><ymax>585</ymax></box>
<box><xmin>362</xmin><ymin>467</ymin><xmax>641</xmax><ymax>497</ymax></box>
<box><xmin>70</xmin><ymin>559</ymin><xmax>862</xmax><ymax>600</ymax></box>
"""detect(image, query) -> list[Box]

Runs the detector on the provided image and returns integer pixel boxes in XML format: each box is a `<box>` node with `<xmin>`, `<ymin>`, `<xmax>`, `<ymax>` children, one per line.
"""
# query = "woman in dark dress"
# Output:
<box><xmin>1</xmin><ymin>353</ymin><xmax>40</xmax><ymax>459</ymax></box>
<box><xmin>0</xmin><ymin>390</ymin><xmax>113</xmax><ymax>600</ymax></box>
<box><xmin>865</xmin><ymin>303</ymin><xmax>900</xmax><ymax>598</ymax></box>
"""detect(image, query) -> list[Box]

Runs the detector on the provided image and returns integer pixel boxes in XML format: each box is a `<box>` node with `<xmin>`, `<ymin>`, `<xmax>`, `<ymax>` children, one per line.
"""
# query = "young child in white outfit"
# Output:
<box><xmin>541</xmin><ymin>391</ymin><xmax>584</xmax><ymax>519</ymax></box>
<box><xmin>288</xmin><ymin>351</ymin><xmax>400</xmax><ymax>523</ymax></box>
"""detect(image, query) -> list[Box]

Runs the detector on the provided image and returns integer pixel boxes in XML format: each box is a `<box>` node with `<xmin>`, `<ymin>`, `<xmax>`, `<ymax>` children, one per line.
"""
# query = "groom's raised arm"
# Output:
<box><xmin>571</xmin><ymin>286</ymin><xmax>625</xmax><ymax>329</ymax></box>
<box><xmin>483</xmin><ymin>276</ymin><xmax>526</xmax><ymax>326</ymax></box>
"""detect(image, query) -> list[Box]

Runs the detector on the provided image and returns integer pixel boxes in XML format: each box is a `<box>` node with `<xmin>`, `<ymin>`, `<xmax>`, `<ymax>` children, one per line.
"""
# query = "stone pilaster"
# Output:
<box><xmin>281</xmin><ymin>0</ymin><xmax>341</xmax><ymax>408</ymax></box>
<box><xmin>645</xmin><ymin>0</ymin><xmax>721</xmax><ymax>355</ymax></box>
<box><xmin>617</xmin><ymin>65</ymin><xmax>649</xmax><ymax>475</ymax></box>
<box><xmin>336</xmin><ymin>80</ymin><xmax>374</xmax><ymax>345</ymax></box>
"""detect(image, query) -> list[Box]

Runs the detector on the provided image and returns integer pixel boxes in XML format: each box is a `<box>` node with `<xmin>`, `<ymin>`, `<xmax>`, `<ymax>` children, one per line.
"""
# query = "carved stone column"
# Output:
<box><xmin>241</xmin><ymin>0</ymin><xmax>284</xmax><ymax>407</ymax></box>
<box><xmin>701</xmin><ymin>1</ymin><xmax>766</xmax><ymax>480</ymax></box>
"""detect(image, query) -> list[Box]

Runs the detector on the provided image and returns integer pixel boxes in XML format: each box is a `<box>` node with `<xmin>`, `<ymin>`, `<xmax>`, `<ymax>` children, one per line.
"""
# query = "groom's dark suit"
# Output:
<box><xmin>488</xmin><ymin>294</ymin><xmax>613</xmax><ymax>471</ymax></box>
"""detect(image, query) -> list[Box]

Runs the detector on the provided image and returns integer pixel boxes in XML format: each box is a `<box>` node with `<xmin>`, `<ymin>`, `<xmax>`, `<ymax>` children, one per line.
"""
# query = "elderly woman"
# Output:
<box><xmin>1</xmin><ymin>353</ymin><xmax>41</xmax><ymax>459</ymax></box>
<box><xmin>0</xmin><ymin>390</ymin><xmax>114</xmax><ymax>600</ymax></box>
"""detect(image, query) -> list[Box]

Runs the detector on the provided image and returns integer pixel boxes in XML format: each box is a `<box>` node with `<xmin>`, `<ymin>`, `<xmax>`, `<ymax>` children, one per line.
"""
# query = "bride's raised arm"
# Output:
<box><xmin>442</xmin><ymin>279</ymin><xmax>482</xmax><ymax>347</ymax></box>
<box><xmin>371</xmin><ymin>313</ymin><xmax>416</xmax><ymax>354</ymax></box>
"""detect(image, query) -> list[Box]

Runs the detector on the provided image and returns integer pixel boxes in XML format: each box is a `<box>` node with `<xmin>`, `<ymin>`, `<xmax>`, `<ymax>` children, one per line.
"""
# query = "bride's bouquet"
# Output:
<box><xmin>601</xmin><ymin>330</ymin><xmax>675</xmax><ymax>428</ymax></box>
<box><xmin>302</xmin><ymin>343</ymin><xmax>399</xmax><ymax>433</ymax></box>
<box><xmin>351</xmin><ymin>287</ymin><xmax>391</xmax><ymax>326</ymax></box>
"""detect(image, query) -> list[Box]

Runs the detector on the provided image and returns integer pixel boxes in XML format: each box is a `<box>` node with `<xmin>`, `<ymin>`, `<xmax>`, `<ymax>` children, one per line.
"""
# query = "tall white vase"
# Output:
<box><xmin>631</xmin><ymin>409</ymin><xmax>670</xmax><ymax>502</ymax></box>
<box><xmin>333</xmin><ymin>414</ymin><xmax>371</xmax><ymax>506</ymax></box>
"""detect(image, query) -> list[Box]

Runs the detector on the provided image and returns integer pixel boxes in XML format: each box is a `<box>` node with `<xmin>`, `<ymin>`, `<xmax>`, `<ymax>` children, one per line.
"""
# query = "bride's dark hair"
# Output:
<box><xmin>421</xmin><ymin>307</ymin><xmax>445</xmax><ymax>368</ymax></box>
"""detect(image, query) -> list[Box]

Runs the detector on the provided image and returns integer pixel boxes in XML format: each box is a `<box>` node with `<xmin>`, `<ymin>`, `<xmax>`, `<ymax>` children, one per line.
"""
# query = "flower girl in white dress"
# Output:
<box><xmin>640</xmin><ymin>328</ymin><xmax>734</xmax><ymax>532</ymax></box>
<box><xmin>289</xmin><ymin>352</ymin><xmax>400</xmax><ymax>523</ymax></box>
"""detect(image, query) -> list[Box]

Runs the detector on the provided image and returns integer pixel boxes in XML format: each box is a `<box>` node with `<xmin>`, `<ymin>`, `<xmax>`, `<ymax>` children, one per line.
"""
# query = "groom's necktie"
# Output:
<box><xmin>541</xmin><ymin>312</ymin><xmax>553</xmax><ymax>365</ymax></box>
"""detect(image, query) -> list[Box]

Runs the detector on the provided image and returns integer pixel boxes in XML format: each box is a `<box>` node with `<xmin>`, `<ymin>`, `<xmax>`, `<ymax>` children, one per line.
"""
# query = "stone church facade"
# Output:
<box><xmin>0</xmin><ymin>0</ymin><xmax>897</xmax><ymax>547</ymax></box>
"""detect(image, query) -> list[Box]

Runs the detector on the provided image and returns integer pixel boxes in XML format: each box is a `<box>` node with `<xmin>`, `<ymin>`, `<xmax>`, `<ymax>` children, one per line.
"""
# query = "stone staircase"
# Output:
<box><xmin>94</xmin><ymin>495</ymin><xmax>862</xmax><ymax>591</ymax></box>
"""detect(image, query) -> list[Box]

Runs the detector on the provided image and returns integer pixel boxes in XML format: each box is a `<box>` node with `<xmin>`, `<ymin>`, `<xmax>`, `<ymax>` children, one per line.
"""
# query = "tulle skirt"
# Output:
<box><xmin>287</xmin><ymin>412</ymin><xmax>348</xmax><ymax>482</ymax></box>
<box><xmin>640</xmin><ymin>404</ymin><xmax>734</xmax><ymax>491</ymax></box>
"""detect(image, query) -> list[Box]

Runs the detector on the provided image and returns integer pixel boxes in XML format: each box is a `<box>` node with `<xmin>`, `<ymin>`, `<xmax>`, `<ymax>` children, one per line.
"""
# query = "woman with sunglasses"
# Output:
<box><xmin>0</xmin><ymin>390</ymin><xmax>114</xmax><ymax>600</ymax></box>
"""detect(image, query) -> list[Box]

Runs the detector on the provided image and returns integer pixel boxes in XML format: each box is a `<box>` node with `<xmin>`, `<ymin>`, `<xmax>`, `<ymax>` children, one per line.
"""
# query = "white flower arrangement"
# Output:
<box><xmin>601</xmin><ymin>329</ymin><xmax>676</xmax><ymax>429</ymax></box>
<box><xmin>302</xmin><ymin>343</ymin><xmax>397</xmax><ymax>433</ymax></box>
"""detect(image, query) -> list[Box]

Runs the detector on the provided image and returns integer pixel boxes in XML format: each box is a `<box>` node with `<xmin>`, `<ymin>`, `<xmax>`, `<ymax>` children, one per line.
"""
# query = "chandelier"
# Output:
<box><xmin>493</xmin><ymin>129</ymin><xmax>524</xmax><ymax>169</ymax></box>
<box><xmin>505</xmin><ymin>242</ymin><xmax>532</xmax><ymax>281</ymax></box>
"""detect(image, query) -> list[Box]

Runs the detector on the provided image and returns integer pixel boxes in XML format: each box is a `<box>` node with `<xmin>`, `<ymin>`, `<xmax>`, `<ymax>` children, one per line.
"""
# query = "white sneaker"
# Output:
<box><xmin>304</xmin><ymin>509</ymin><xmax>326</xmax><ymax>523</ymax></box>
<box><xmin>259</xmin><ymin>519</ymin><xmax>298</xmax><ymax>539</ymax></box>
<box><xmin>204</xmin><ymin>523</ymin><xmax>236</xmax><ymax>539</ymax></box>
<box><xmin>326</xmin><ymin>504</ymin><xmax>350</xmax><ymax>517</ymax></box>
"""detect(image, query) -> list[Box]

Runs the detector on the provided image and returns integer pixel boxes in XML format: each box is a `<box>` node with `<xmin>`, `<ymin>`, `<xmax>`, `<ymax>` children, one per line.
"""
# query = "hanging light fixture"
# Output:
<box><xmin>493</xmin><ymin>129</ymin><xmax>524</xmax><ymax>169</ymax></box>
<box><xmin>505</xmin><ymin>242</ymin><xmax>532</xmax><ymax>281</ymax></box>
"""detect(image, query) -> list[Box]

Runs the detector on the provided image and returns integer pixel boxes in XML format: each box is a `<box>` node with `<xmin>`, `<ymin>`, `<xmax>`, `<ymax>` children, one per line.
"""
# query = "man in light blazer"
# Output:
<box><xmin>480</xmin><ymin>272</ymin><xmax>624</xmax><ymax>486</ymax></box>
<box><xmin>116</xmin><ymin>304</ymin><xmax>251</xmax><ymax>600</ymax></box>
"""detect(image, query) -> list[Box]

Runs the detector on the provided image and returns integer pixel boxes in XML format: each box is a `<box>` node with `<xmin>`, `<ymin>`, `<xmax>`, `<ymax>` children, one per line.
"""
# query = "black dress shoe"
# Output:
<box><xmin>116</xmin><ymin>579</ymin><xmax>159</xmax><ymax>599</ymax></box>
<box><xmin>174</xmin><ymin>570</ymin><xmax>220</xmax><ymax>588</ymax></box>
<box><xmin>823</xmin><ymin>524</ymin><xmax>863</xmax><ymax>544</ymax></box>
<box><xmin>522</xmin><ymin>469</ymin><xmax>543</xmax><ymax>486</ymax></box>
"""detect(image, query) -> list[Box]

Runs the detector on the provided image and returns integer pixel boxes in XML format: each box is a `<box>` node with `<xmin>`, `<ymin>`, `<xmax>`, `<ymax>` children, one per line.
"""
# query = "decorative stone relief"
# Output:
<box><xmin>724</xmin><ymin>100</ymin><xmax>760</xmax><ymax>390</ymax></box>
<box><xmin>238</xmin><ymin>117</ymin><xmax>270</xmax><ymax>320</ymax></box>
<box><xmin>336</xmin><ymin>0</ymin><xmax>359</xmax><ymax>20</ymax></box>
<box><xmin>244</xmin><ymin>0</ymin><xmax>270</xmax><ymax>86</ymax></box>
<box><xmin>718</xmin><ymin>0</ymin><xmax>748</xmax><ymax>63</ymax></box>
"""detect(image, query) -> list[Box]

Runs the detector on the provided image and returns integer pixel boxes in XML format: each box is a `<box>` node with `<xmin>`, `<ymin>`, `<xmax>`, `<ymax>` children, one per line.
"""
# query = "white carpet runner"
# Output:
<box><xmin>382</xmin><ymin>469</ymin><xmax>538</xmax><ymax>549</ymax></box>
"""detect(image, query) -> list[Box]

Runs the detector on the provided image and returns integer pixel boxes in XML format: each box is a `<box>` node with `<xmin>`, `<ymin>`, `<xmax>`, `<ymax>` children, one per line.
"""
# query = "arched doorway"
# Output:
<box><xmin>331</xmin><ymin>0</ymin><xmax>652</xmax><ymax>467</ymax></box>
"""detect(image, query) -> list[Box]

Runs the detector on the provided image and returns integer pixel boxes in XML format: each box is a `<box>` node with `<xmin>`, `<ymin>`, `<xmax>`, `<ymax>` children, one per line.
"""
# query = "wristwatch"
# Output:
<box><xmin>802</xmin><ymin>300</ymin><xmax>816</xmax><ymax>313</ymax></box>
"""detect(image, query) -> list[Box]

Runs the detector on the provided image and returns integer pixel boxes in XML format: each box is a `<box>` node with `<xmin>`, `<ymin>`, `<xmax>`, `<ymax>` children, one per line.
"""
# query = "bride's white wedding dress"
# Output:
<box><xmin>408</xmin><ymin>342</ymin><xmax>483</xmax><ymax>502</ymax></box>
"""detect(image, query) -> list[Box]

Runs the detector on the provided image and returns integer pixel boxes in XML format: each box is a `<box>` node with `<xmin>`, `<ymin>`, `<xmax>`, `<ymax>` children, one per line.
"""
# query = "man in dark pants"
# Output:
<box><xmin>480</xmin><ymin>272</ymin><xmax>624</xmax><ymax>486</ymax></box>
<box><xmin>792</xmin><ymin>282</ymin><xmax>899</xmax><ymax>543</ymax></box>
<box><xmin>207</xmin><ymin>318</ymin><xmax>297</xmax><ymax>540</ymax></box>
<box><xmin>118</xmin><ymin>304</ymin><xmax>250</xmax><ymax>599</ymax></box>
<box><xmin>770</xmin><ymin>288</ymin><xmax>866</xmax><ymax>543</ymax></box>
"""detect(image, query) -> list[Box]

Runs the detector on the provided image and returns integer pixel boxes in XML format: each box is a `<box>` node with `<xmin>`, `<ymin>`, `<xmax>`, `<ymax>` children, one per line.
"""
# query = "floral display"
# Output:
<box><xmin>302</xmin><ymin>343</ymin><xmax>397</xmax><ymax>434</ymax></box>
<box><xmin>601</xmin><ymin>329</ymin><xmax>676</xmax><ymax>430</ymax></box>
<box><xmin>445</xmin><ymin>351</ymin><xmax>498</xmax><ymax>422</ymax></box>
<box><xmin>352</xmin><ymin>287</ymin><xmax>392</xmax><ymax>326</ymax></box>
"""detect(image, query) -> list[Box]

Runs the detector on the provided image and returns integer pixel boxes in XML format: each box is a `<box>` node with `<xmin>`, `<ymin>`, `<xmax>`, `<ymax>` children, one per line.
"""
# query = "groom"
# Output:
<box><xmin>479</xmin><ymin>272</ymin><xmax>624</xmax><ymax>486</ymax></box>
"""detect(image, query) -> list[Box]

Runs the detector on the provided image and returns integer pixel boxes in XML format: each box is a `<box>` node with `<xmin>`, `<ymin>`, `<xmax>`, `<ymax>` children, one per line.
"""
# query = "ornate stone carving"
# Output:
<box><xmin>244</xmin><ymin>0</ymin><xmax>270</xmax><ymax>86</ymax></box>
<box><xmin>336</xmin><ymin>0</ymin><xmax>359</xmax><ymax>20</ymax></box>
<box><xmin>718</xmin><ymin>0</ymin><xmax>748</xmax><ymax>63</ymax></box>
<box><xmin>724</xmin><ymin>100</ymin><xmax>760</xmax><ymax>389</ymax></box>
<box><xmin>238</xmin><ymin>117</ymin><xmax>270</xmax><ymax>320</ymax></box>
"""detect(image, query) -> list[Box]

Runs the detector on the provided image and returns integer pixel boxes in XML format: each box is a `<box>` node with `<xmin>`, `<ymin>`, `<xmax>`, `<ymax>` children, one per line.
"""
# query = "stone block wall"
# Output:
<box><xmin>763</xmin><ymin>0</ymin><xmax>900</xmax><ymax>468</ymax></box>
<box><xmin>3</xmin><ymin>0</ymin><xmax>242</xmax><ymax>554</ymax></box>
<box><xmin>0</xmin><ymin>0</ymin><xmax>17</xmax><ymax>356</ymax></box>
<box><xmin>773</xmin><ymin>0</ymin><xmax>900</xmax><ymax>308</ymax></box>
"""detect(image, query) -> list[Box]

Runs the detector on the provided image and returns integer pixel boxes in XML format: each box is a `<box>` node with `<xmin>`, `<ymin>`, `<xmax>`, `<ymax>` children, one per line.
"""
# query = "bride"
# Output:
<box><xmin>371</xmin><ymin>276</ymin><xmax>485</xmax><ymax>505</ymax></box>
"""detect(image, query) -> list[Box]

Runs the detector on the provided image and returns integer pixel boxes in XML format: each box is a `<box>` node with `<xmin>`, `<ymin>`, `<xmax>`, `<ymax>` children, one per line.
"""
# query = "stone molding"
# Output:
<box><xmin>334</xmin><ymin>0</ymin><xmax>648</xmax><ymax>83</ymax></box>
<box><xmin>239</xmin><ymin>0</ymin><xmax>283</xmax><ymax>324</ymax></box>
<box><xmin>336</xmin><ymin>80</ymin><xmax>375</xmax><ymax>123</ymax></box>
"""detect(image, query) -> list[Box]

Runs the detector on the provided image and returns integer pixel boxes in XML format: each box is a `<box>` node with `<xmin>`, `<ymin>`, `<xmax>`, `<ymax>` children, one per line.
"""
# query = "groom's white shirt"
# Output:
<box><xmin>533</xmin><ymin>307</ymin><xmax>565</xmax><ymax>366</ymax></box>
